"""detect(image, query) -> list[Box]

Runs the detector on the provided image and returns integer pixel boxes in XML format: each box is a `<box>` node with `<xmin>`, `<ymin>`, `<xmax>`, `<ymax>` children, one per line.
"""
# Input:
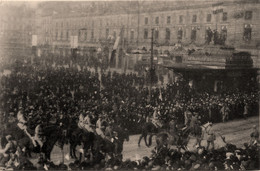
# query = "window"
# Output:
<box><xmin>177</xmin><ymin>28</ymin><xmax>183</xmax><ymax>40</ymax></box>
<box><xmin>207</xmin><ymin>14</ymin><xmax>212</xmax><ymax>22</ymax></box>
<box><xmin>245</xmin><ymin>11</ymin><xmax>253</xmax><ymax>20</ymax></box>
<box><xmin>91</xmin><ymin>30</ymin><xmax>94</xmax><ymax>39</ymax></box>
<box><xmin>165</xmin><ymin>28</ymin><xmax>170</xmax><ymax>40</ymax></box>
<box><xmin>66</xmin><ymin>31</ymin><xmax>69</xmax><ymax>40</ymax></box>
<box><xmin>145</xmin><ymin>17</ymin><xmax>148</xmax><ymax>25</ymax></box>
<box><xmin>154</xmin><ymin>29</ymin><xmax>159</xmax><ymax>40</ymax></box>
<box><xmin>130</xmin><ymin>30</ymin><xmax>134</xmax><ymax>40</ymax></box>
<box><xmin>55</xmin><ymin>32</ymin><xmax>58</xmax><ymax>40</ymax></box>
<box><xmin>244</xmin><ymin>24</ymin><xmax>252</xmax><ymax>41</ymax></box>
<box><xmin>155</xmin><ymin>16</ymin><xmax>159</xmax><ymax>24</ymax></box>
<box><xmin>84</xmin><ymin>30</ymin><xmax>87</xmax><ymax>40</ymax></box>
<box><xmin>179</xmin><ymin>15</ymin><xmax>183</xmax><ymax>24</ymax></box>
<box><xmin>191</xmin><ymin>27</ymin><xmax>197</xmax><ymax>41</ymax></box>
<box><xmin>222</xmin><ymin>12</ymin><xmax>228</xmax><ymax>21</ymax></box>
<box><xmin>167</xmin><ymin>16</ymin><xmax>171</xmax><ymax>24</ymax></box>
<box><xmin>113</xmin><ymin>31</ymin><xmax>116</xmax><ymax>39</ymax></box>
<box><xmin>106</xmin><ymin>28</ymin><xmax>109</xmax><ymax>39</ymax></box>
<box><xmin>192</xmin><ymin>15</ymin><xmax>197</xmax><ymax>23</ymax></box>
<box><xmin>61</xmin><ymin>31</ymin><xmax>63</xmax><ymax>40</ymax></box>
<box><xmin>144</xmin><ymin>29</ymin><xmax>148</xmax><ymax>39</ymax></box>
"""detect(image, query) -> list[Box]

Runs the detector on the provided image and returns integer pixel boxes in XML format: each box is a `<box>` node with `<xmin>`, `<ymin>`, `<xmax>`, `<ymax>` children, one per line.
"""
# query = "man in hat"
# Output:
<box><xmin>205</xmin><ymin>122</ymin><xmax>215</xmax><ymax>150</ymax></box>
<box><xmin>16</xmin><ymin>107</ymin><xmax>37</xmax><ymax>147</ymax></box>
<box><xmin>0</xmin><ymin>135</ymin><xmax>17</xmax><ymax>165</ymax></box>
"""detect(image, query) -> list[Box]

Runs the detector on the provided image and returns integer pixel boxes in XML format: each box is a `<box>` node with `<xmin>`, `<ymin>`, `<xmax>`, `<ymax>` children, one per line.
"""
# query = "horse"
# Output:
<box><xmin>1</xmin><ymin>122</ymin><xmax>65</xmax><ymax>161</ymax></box>
<box><xmin>154</xmin><ymin>127</ymin><xmax>191</xmax><ymax>152</ymax></box>
<box><xmin>138</xmin><ymin>121</ymin><xmax>168</xmax><ymax>147</ymax></box>
<box><xmin>68</xmin><ymin>126</ymin><xmax>96</xmax><ymax>159</ymax></box>
<box><xmin>93</xmin><ymin>124</ymin><xmax>130</xmax><ymax>159</ymax></box>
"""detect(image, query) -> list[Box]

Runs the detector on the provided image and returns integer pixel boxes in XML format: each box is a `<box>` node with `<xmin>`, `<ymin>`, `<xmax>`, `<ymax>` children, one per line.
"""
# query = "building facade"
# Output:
<box><xmin>37</xmin><ymin>0</ymin><xmax>259</xmax><ymax>67</ymax></box>
<box><xmin>0</xmin><ymin>4</ymin><xmax>36</xmax><ymax>62</ymax></box>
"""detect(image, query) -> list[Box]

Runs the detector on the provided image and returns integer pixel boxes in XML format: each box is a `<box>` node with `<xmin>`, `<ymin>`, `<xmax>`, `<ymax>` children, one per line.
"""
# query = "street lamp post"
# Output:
<box><xmin>149</xmin><ymin>28</ymin><xmax>154</xmax><ymax>100</ymax></box>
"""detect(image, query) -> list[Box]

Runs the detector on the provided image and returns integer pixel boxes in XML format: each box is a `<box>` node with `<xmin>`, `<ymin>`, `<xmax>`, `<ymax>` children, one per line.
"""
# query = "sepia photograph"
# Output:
<box><xmin>0</xmin><ymin>0</ymin><xmax>259</xmax><ymax>170</ymax></box>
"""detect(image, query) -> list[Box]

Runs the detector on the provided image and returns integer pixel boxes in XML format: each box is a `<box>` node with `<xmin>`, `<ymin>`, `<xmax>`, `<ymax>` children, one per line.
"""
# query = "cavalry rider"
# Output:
<box><xmin>205</xmin><ymin>122</ymin><xmax>215</xmax><ymax>150</ymax></box>
<box><xmin>78</xmin><ymin>110</ymin><xmax>95</xmax><ymax>133</ymax></box>
<box><xmin>16</xmin><ymin>107</ymin><xmax>37</xmax><ymax>147</ymax></box>
<box><xmin>96</xmin><ymin>114</ymin><xmax>106</xmax><ymax>139</ymax></box>
<box><xmin>78</xmin><ymin>110</ymin><xmax>85</xmax><ymax>130</ymax></box>
<box><xmin>83</xmin><ymin>111</ymin><xmax>95</xmax><ymax>133</ymax></box>
<box><xmin>152</xmin><ymin>106</ymin><xmax>161</xmax><ymax>128</ymax></box>
<box><xmin>189</xmin><ymin>113</ymin><xmax>199</xmax><ymax>135</ymax></box>
<box><xmin>33</xmin><ymin>122</ymin><xmax>45</xmax><ymax>148</ymax></box>
<box><xmin>0</xmin><ymin>135</ymin><xmax>18</xmax><ymax>166</ymax></box>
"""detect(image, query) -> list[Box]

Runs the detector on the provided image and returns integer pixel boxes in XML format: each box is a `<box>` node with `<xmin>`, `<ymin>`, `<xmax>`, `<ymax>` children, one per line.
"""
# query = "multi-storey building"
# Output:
<box><xmin>0</xmin><ymin>4</ymin><xmax>36</xmax><ymax>62</ymax></box>
<box><xmin>37</xmin><ymin>0</ymin><xmax>259</xmax><ymax>68</ymax></box>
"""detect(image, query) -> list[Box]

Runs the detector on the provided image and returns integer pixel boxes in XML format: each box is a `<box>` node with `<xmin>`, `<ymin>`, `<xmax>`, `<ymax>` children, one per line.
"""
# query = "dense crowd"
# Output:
<box><xmin>0</xmin><ymin>55</ymin><xmax>259</xmax><ymax>170</ymax></box>
<box><xmin>0</xmin><ymin>58</ymin><xmax>259</xmax><ymax>134</ymax></box>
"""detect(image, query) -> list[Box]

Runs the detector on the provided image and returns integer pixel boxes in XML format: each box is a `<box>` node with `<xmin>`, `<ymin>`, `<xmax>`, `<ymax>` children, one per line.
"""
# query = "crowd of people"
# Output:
<box><xmin>0</xmin><ymin>54</ymin><xmax>259</xmax><ymax>170</ymax></box>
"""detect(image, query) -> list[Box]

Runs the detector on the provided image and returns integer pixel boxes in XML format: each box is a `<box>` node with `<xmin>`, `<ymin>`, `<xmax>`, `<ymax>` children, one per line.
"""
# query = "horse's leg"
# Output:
<box><xmin>138</xmin><ymin>134</ymin><xmax>144</xmax><ymax>147</ymax></box>
<box><xmin>148</xmin><ymin>134</ymin><xmax>153</xmax><ymax>147</ymax></box>
<box><xmin>61</xmin><ymin>146</ymin><xmax>64</xmax><ymax>164</ymax></box>
<box><xmin>69</xmin><ymin>143</ymin><xmax>73</xmax><ymax>158</ymax></box>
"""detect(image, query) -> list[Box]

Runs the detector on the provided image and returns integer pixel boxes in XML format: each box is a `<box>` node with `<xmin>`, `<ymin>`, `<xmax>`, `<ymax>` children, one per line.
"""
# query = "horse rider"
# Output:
<box><xmin>96</xmin><ymin>114</ymin><xmax>106</xmax><ymax>139</ymax></box>
<box><xmin>152</xmin><ymin>107</ymin><xmax>161</xmax><ymax>128</ymax></box>
<box><xmin>78</xmin><ymin>110</ymin><xmax>85</xmax><ymax>130</ymax></box>
<box><xmin>184</xmin><ymin>108</ymin><xmax>192</xmax><ymax>127</ymax></box>
<box><xmin>250</xmin><ymin>125</ymin><xmax>259</xmax><ymax>146</ymax></box>
<box><xmin>16</xmin><ymin>107</ymin><xmax>37</xmax><ymax>147</ymax></box>
<box><xmin>189</xmin><ymin>113</ymin><xmax>199</xmax><ymax>135</ymax></box>
<box><xmin>83</xmin><ymin>111</ymin><xmax>95</xmax><ymax>133</ymax></box>
<box><xmin>205</xmin><ymin>122</ymin><xmax>215</xmax><ymax>150</ymax></box>
<box><xmin>0</xmin><ymin>135</ymin><xmax>17</xmax><ymax>166</ymax></box>
<box><xmin>33</xmin><ymin>122</ymin><xmax>45</xmax><ymax>148</ymax></box>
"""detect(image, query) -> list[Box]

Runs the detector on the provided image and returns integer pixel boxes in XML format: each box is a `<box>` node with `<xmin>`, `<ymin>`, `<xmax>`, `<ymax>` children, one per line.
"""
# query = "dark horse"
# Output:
<box><xmin>1</xmin><ymin>122</ymin><xmax>65</xmax><ymax>161</ymax></box>
<box><xmin>93</xmin><ymin>125</ymin><xmax>130</xmax><ymax>159</ymax></box>
<box><xmin>138</xmin><ymin>121</ymin><xmax>168</xmax><ymax>147</ymax></box>
<box><xmin>68</xmin><ymin>126</ymin><xmax>96</xmax><ymax>159</ymax></box>
<box><xmin>154</xmin><ymin>127</ymin><xmax>191</xmax><ymax>152</ymax></box>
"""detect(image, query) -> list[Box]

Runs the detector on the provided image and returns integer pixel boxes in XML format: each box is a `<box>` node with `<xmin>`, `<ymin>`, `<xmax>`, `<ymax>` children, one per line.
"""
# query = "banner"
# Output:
<box><xmin>32</xmin><ymin>35</ymin><xmax>37</xmax><ymax>46</ymax></box>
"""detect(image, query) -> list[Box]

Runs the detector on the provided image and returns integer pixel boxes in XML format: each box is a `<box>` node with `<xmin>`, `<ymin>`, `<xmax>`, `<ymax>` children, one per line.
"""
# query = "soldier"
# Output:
<box><xmin>243</xmin><ymin>102</ymin><xmax>249</xmax><ymax>119</ymax></box>
<box><xmin>33</xmin><ymin>123</ymin><xmax>45</xmax><ymax>148</ymax></box>
<box><xmin>83</xmin><ymin>111</ymin><xmax>95</xmax><ymax>133</ymax></box>
<box><xmin>152</xmin><ymin>107</ymin><xmax>161</xmax><ymax>128</ymax></box>
<box><xmin>78</xmin><ymin>110</ymin><xmax>85</xmax><ymax>130</ymax></box>
<box><xmin>17</xmin><ymin>107</ymin><xmax>37</xmax><ymax>147</ymax></box>
<box><xmin>220</xmin><ymin>104</ymin><xmax>230</xmax><ymax>122</ymax></box>
<box><xmin>205</xmin><ymin>122</ymin><xmax>215</xmax><ymax>150</ymax></box>
<box><xmin>96</xmin><ymin>114</ymin><xmax>106</xmax><ymax>139</ymax></box>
